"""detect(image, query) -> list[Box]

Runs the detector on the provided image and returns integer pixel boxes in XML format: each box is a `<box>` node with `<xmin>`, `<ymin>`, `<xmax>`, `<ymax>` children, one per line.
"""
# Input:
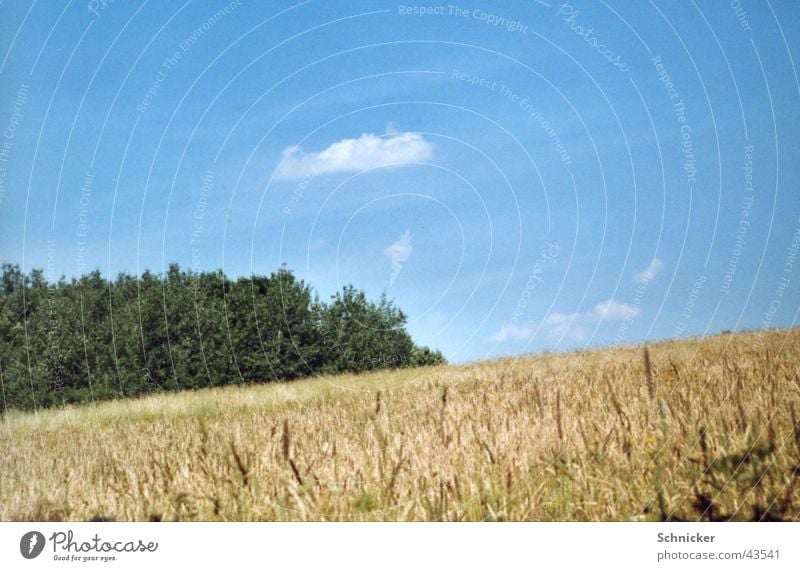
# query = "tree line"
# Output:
<box><xmin>0</xmin><ymin>263</ymin><xmax>445</xmax><ymax>412</ymax></box>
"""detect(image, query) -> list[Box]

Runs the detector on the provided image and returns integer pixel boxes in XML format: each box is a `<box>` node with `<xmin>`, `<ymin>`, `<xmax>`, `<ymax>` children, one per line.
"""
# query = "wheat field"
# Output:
<box><xmin>2</xmin><ymin>328</ymin><xmax>799</xmax><ymax>521</ymax></box>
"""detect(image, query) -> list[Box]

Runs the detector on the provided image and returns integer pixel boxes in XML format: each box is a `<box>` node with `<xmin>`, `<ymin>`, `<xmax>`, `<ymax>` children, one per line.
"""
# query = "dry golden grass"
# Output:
<box><xmin>2</xmin><ymin>328</ymin><xmax>799</xmax><ymax>521</ymax></box>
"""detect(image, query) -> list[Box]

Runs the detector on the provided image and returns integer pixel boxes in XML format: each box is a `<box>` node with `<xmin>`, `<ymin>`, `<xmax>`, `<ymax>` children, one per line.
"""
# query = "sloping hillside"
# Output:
<box><xmin>2</xmin><ymin>328</ymin><xmax>799</xmax><ymax>521</ymax></box>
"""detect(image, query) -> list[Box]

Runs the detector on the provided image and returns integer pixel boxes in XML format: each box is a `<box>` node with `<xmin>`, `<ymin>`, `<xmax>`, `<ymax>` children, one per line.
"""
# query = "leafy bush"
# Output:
<box><xmin>409</xmin><ymin>345</ymin><xmax>446</xmax><ymax>367</ymax></box>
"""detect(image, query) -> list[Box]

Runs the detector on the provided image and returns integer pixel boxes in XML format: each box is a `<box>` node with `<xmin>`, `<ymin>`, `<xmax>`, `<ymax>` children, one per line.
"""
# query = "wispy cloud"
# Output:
<box><xmin>590</xmin><ymin>299</ymin><xmax>640</xmax><ymax>321</ymax></box>
<box><xmin>543</xmin><ymin>311</ymin><xmax>580</xmax><ymax>326</ymax></box>
<box><xmin>543</xmin><ymin>311</ymin><xmax>587</xmax><ymax>341</ymax></box>
<box><xmin>632</xmin><ymin>258</ymin><xmax>664</xmax><ymax>285</ymax></box>
<box><xmin>542</xmin><ymin>298</ymin><xmax>640</xmax><ymax>341</ymax></box>
<box><xmin>547</xmin><ymin>322</ymin><xmax>590</xmax><ymax>342</ymax></box>
<box><xmin>487</xmin><ymin>322</ymin><xmax>535</xmax><ymax>342</ymax></box>
<box><xmin>274</xmin><ymin>131</ymin><xmax>435</xmax><ymax>180</ymax></box>
<box><xmin>384</xmin><ymin>230</ymin><xmax>413</xmax><ymax>286</ymax></box>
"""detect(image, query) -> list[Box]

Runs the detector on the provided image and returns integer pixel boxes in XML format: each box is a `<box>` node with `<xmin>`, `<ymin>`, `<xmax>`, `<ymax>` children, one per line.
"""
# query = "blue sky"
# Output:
<box><xmin>0</xmin><ymin>0</ymin><xmax>798</xmax><ymax>362</ymax></box>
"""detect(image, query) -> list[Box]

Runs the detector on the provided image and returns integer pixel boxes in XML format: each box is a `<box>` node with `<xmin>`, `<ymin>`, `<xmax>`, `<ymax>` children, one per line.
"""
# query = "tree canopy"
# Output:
<box><xmin>0</xmin><ymin>263</ymin><xmax>445</xmax><ymax>412</ymax></box>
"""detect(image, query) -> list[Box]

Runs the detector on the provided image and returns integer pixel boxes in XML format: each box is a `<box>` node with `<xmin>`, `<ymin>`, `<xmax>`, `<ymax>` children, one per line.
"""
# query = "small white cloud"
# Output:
<box><xmin>275</xmin><ymin>131</ymin><xmax>435</xmax><ymax>180</ymax></box>
<box><xmin>422</xmin><ymin>310</ymin><xmax>448</xmax><ymax>328</ymax></box>
<box><xmin>543</xmin><ymin>311</ymin><xmax>580</xmax><ymax>326</ymax></box>
<box><xmin>632</xmin><ymin>258</ymin><xmax>664</xmax><ymax>285</ymax></box>
<box><xmin>543</xmin><ymin>297</ymin><xmax>640</xmax><ymax>340</ymax></box>
<box><xmin>547</xmin><ymin>321</ymin><xmax>589</xmax><ymax>342</ymax></box>
<box><xmin>307</xmin><ymin>237</ymin><xmax>328</xmax><ymax>252</ymax></box>
<box><xmin>487</xmin><ymin>322</ymin><xmax>534</xmax><ymax>342</ymax></box>
<box><xmin>542</xmin><ymin>311</ymin><xmax>586</xmax><ymax>341</ymax></box>
<box><xmin>384</xmin><ymin>231</ymin><xmax>413</xmax><ymax>286</ymax></box>
<box><xmin>591</xmin><ymin>299</ymin><xmax>641</xmax><ymax>321</ymax></box>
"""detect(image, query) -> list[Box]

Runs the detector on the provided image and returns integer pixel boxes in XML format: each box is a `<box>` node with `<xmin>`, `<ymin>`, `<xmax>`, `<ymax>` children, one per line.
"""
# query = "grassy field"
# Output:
<box><xmin>2</xmin><ymin>328</ymin><xmax>799</xmax><ymax>521</ymax></box>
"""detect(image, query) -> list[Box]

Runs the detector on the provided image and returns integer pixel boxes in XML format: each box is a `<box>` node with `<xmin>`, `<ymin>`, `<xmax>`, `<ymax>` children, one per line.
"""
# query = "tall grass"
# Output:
<box><xmin>1</xmin><ymin>329</ymin><xmax>799</xmax><ymax>521</ymax></box>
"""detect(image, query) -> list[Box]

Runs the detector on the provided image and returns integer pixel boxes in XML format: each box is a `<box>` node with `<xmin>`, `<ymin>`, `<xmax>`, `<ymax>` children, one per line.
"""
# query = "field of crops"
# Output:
<box><xmin>2</xmin><ymin>328</ymin><xmax>799</xmax><ymax>521</ymax></box>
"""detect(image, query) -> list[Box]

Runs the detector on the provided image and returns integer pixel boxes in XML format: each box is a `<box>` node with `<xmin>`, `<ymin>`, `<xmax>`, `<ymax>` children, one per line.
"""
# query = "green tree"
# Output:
<box><xmin>0</xmin><ymin>264</ymin><xmax>445</xmax><ymax>412</ymax></box>
<box><xmin>319</xmin><ymin>286</ymin><xmax>414</xmax><ymax>373</ymax></box>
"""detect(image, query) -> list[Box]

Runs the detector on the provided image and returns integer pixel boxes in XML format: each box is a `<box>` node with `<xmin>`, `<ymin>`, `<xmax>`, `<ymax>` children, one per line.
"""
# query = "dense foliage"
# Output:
<box><xmin>0</xmin><ymin>263</ymin><xmax>445</xmax><ymax>412</ymax></box>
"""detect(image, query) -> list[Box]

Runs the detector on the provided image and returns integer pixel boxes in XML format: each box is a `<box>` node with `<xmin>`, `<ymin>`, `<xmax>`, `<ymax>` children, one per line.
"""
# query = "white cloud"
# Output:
<box><xmin>547</xmin><ymin>321</ymin><xmax>589</xmax><ymax>342</ymax></box>
<box><xmin>274</xmin><ymin>131</ymin><xmax>435</xmax><ymax>180</ymax></box>
<box><xmin>591</xmin><ymin>299</ymin><xmax>641</xmax><ymax>321</ymax></box>
<box><xmin>307</xmin><ymin>237</ymin><xmax>328</xmax><ymax>252</ymax></box>
<box><xmin>489</xmin><ymin>298</ymin><xmax>641</xmax><ymax>344</ymax></box>
<box><xmin>543</xmin><ymin>298</ymin><xmax>640</xmax><ymax>341</ymax></box>
<box><xmin>487</xmin><ymin>322</ymin><xmax>534</xmax><ymax>342</ymax></box>
<box><xmin>542</xmin><ymin>311</ymin><xmax>586</xmax><ymax>341</ymax></box>
<box><xmin>543</xmin><ymin>311</ymin><xmax>580</xmax><ymax>326</ymax></box>
<box><xmin>632</xmin><ymin>258</ymin><xmax>664</xmax><ymax>285</ymax></box>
